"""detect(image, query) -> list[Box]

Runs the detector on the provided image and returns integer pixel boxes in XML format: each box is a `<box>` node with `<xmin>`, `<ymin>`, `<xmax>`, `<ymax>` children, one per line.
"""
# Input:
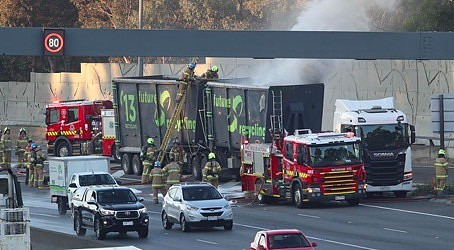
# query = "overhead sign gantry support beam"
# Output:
<box><xmin>0</xmin><ymin>27</ymin><xmax>453</xmax><ymax>60</ymax></box>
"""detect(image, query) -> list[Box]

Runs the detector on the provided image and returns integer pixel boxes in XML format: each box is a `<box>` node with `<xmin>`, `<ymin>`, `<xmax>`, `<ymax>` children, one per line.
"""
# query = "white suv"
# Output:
<box><xmin>161</xmin><ymin>183</ymin><xmax>233</xmax><ymax>232</ymax></box>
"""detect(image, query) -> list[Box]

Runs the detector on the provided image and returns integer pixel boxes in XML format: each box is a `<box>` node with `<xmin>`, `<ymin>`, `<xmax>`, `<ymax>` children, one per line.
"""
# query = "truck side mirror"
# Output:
<box><xmin>410</xmin><ymin>125</ymin><xmax>416</xmax><ymax>144</ymax></box>
<box><xmin>69</xmin><ymin>183</ymin><xmax>77</xmax><ymax>188</ymax></box>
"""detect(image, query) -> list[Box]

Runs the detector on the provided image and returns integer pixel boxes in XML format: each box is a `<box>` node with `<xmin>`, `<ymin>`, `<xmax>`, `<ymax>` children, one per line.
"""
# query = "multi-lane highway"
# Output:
<box><xmin>23</xmin><ymin>162</ymin><xmax>454</xmax><ymax>250</ymax></box>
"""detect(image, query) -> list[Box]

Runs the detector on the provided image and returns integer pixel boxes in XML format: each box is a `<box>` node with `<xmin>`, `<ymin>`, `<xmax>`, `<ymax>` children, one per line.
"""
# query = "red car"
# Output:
<box><xmin>250</xmin><ymin>229</ymin><xmax>317</xmax><ymax>250</ymax></box>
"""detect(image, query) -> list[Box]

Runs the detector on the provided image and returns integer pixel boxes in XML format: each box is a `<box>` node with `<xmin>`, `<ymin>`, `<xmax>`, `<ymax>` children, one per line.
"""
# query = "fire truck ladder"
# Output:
<box><xmin>157</xmin><ymin>82</ymin><xmax>191</xmax><ymax>163</ymax></box>
<box><xmin>270</xmin><ymin>90</ymin><xmax>283</xmax><ymax>138</ymax></box>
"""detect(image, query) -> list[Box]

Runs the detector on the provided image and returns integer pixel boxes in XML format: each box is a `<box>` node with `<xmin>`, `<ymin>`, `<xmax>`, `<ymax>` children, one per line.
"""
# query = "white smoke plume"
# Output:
<box><xmin>252</xmin><ymin>0</ymin><xmax>401</xmax><ymax>84</ymax></box>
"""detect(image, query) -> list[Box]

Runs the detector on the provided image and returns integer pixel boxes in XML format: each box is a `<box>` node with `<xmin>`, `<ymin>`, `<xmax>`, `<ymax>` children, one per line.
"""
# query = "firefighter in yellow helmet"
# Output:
<box><xmin>163</xmin><ymin>154</ymin><xmax>181</xmax><ymax>190</ymax></box>
<box><xmin>169</xmin><ymin>139</ymin><xmax>183</xmax><ymax>173</ymax></box>
<box><xmin>16</xmin><ymin>128</ymin><xmax>30</xmax><ymax>169</ymax></box>
<box><xmin>434</xmin><ymin>148</ymin><xmax>449</xmax><ymax>193</ymax></box>
<box><xmin>141</xmin><ymin>138</ymin><xmax>159</xmax><ymax>183</ymax></box>
<box><xmin>149</xmin><ymin>161</ymin><xmax>167</xmax><ymax>204</ymax></box>
<box><xmin>1</xmin><ymin>127</ymin><xmax>12</xmax><ymax>169</ymax></box>
<box><xmin>203</xmin><ymin>152</ymin><xmax>222</xmax><ymax>188</ymax></box>
<box><xmin>201</xmin><ymin>65</ymin><xmax>219</xmax><ymax>80</ymax></box>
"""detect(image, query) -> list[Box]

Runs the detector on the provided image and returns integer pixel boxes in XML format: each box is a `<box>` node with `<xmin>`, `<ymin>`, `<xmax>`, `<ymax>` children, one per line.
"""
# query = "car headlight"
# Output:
<box><xmin>99</xmin><ymin>208</ymin><xmax>115</xmax><ymax>216</ymax></box>
<box><xmin>139</xmin><ymin>207</ymin><xmax>147</xmax><ymax>214</ymax></box>
<box><xmin>186</xmin><ymin>204</ymin><xmax>199</xmax><ymax>211</ymax></box>
<box><xmin>223</xmin><ymin>203</ymin><xmax>231</xmax><ymax>210</ymax></box>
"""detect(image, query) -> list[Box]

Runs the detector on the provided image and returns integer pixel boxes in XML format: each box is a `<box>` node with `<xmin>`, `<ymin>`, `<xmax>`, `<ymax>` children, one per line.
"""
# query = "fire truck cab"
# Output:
<box><xmin>45</xmin><ymin>100</ymin><xmax>117</xmax><ymax>159</ymax></box>
<box><xmin>241</xmin><ymin>129</ymin><xmax>367</xmax><ymax>208</ymax></box>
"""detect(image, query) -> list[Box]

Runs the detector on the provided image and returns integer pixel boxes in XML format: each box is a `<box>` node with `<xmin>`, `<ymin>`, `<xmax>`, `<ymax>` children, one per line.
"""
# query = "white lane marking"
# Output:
<box><xmin>297</xmin><ymin>213</ymin><xmax>321</xmax><ymax>219</ymax></box>
<box><xmin>235</xmin><ymin>223</ymin><xmax>377</xmax><ymax>249</ymax></box>
<box><xmin>308</xmin><ymin>236</ymin><xmax>379</xmax><ymax>250</ymax></box>
<box><xmin>360</xmin><ymin>204</ymin><xmax>454</xmax><ymax>220</ymax></box>
<box><xmin>30</xmin><ymin>213</ymin><xmax>59</xmax><ymax>218</ymax></box>
<box><xmin>384</xmin><ymin>228</ymin><xmax>407</xmax><ymax>233</ymax></box>
<box><xmin>196</xmin><ymin>239</ymin><xmax>218</xmax><ymax>245</ymax></box>
<box><xmin>234</xmin><ymin>223</ymin><xmax>268</xmax><ymax>231</ymax></box>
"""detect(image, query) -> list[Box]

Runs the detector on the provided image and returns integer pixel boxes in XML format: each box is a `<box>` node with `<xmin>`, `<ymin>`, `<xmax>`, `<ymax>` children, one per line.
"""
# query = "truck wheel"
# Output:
<box><xmin>57</xmin><ymin>197</ymin><xmax>68</xmax><ymax>215</ymax></box>
<box><xmin>137</xmin><ymin>228</ymin><xmax>148</xmax><ymax>238</ymax></box>
<box><xmin>191</xmin><ymin>155</ymin><xmax>202</xmax><ymax>181</ymax></box>
<box><xmin>132</xmin><ymin>154</ymin><xmax>143</xmax><ymax>176</ymax></box>
<box><xmin>56</xmin><ymin>141</ymin><xmax>71</xmax><ymax>157</ymax></box>
<box><xmin>112</xmin><ymin>144</ymin><xmax>121</xmax><ymax>162</ymax></box>
<box><xmin>121</xmin><ymin>154</ymin><xmax>132</xmax><ymax>174</ymax></box>
<box><xmin>293</xmin><ymin>183</ymin><xmax>305</xmax><ymax>208</ymax></box>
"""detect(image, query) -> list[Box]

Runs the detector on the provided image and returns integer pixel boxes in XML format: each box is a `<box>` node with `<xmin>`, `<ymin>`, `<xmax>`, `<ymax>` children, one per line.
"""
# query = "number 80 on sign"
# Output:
<box><xmin>44</xmin><ymin>29</ymin><xmax>65</xmax><ymax>56</ymax></box>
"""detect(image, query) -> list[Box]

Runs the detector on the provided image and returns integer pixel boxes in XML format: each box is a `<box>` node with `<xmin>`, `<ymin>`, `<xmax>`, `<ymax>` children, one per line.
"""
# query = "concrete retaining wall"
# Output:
<box><xmin>1</xmin><ymin>59</ymin><xmax>454</xmax><ymax>148</ymax></box>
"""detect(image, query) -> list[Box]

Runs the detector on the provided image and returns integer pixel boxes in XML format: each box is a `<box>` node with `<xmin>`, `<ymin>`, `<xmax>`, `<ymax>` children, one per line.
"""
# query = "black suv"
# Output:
<box><xmin>72</xmin><ymin>186</ymin><xmax>149</xmax><ymax>240</ymax></box>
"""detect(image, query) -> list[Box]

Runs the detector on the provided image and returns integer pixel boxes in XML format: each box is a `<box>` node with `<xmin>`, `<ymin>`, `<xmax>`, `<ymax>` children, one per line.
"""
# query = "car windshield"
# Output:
<box><xmin>182</xmin><ymin>186</ymin><xmax>223</xmax><ymax>201</ymax></box>
<box><xmin>269</xmin><ymin>233</ymin><xmax>310</xmax><ymax>249</ymax></box>
<box><xmin>309</xmin><ymin>142</ymin><xmax>362</xmax><ymax>167</ymax></box>
<box><xmin>79</xmin><ymin>174</ymin><xmax>116</xmax><ymax>186</ymax></box>
<box><xmin>97</xmin><ymin>189</ymin><xmax>137</xmax><ymax>203</ymax></box>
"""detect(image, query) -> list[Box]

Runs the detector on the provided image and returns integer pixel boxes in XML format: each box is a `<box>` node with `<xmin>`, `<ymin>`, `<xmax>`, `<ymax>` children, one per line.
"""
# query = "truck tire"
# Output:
<box><xmin>112</xmin><ymin>144</ymin><xmax>121</xmax><ymax>162</ymax></box>
<box><xmin>57</xmin><ymin>197</ymin><xmax>68</xmax><ymax>215</ymax></box>
<box><xmin>191</xmin><ymin>155</ymin><xmax>202</xmax><ymax>181</ymax></box>
<box><xmin>293</xmin><ymin>183</ymin><xmax>305</xmax><ymax>208</ymax></box>
<box><xmin>56</xmin><ymin>140</ymin><xmax>72</xmax><ymax>157</ymax></box>
<box><xmin>74</xmin><ymin>211</ymin><xmax>86</xmax><ymax>236</ymax></box>
<box><xmin>122</xmin><ymin>154</ymin><xmax>132</xmax><ymax>174</ymax></box>
<box><xmin>132</xmin><ymin>154</ymin><xmax>143</xmax><ymax>176</ymax></box>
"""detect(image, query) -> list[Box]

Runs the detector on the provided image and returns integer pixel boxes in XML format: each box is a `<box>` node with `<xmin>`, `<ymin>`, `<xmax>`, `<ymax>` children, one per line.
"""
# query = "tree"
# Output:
<box><xmin>0</xmin><ymin>0</ymin><xmax>79</xmax><ymax>78</ymax></box>
<box><xmin>400</xmin><ymin>0</ymin><xmax>454</xmax><ymax>31</ymax></box>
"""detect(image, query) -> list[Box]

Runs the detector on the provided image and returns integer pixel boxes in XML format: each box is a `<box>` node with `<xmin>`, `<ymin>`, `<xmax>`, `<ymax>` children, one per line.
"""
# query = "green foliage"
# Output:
<box><xmin>411</xmin><ymin>183</ymin><xmax>454</xmax><ymax>196</ymax></box>
<box><xmin>400</xmin><ymin>0</ymin><xmax>454</xmax><ymax>31</ymax></box>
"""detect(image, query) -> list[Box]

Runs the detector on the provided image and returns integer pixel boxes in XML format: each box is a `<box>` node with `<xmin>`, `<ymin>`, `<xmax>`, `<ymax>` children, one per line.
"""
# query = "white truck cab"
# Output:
<box><xmin>333</xmin><ymin>97</ymin><xmax>415</xmax><ymax>198</ymax></box>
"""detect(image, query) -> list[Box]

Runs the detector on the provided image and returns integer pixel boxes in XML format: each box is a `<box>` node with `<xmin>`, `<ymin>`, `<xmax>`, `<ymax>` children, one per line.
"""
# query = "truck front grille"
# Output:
<box><xmin>321</xmin><ymin>170</ymin><xmax>357</xmax><ymax>195</ymax></box>
<box><xmin>365</xmin><ymin>161</ymin><xmax>404</xmax><ymax>186</ymax></box>
<box><xmin>115</xmin><ymin>210</ymin><xmax>139</xmax><ymax>220</ymax></box>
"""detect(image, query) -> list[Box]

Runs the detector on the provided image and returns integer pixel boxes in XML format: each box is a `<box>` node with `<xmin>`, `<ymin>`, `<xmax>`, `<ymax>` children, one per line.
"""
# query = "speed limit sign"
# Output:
<box><xmin>44</xmin><ymin>29</ymin><xmax>65</xmax><ymax>56</ymax></box>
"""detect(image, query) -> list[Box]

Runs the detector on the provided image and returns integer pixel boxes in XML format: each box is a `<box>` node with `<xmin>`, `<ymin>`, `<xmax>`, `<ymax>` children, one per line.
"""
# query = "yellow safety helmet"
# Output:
<box><xmin>208</xmin><ymin>152</ymin><xmax>216</xmax><ymax>160</ymax></box>
<box><xmin>19</xmin><ymin>127</ymin><xmax>26</xmax><ymax>134</ymax></box>
<box><xmin>147</xmin><ymin>138</ymin><xmax>154</xmax><ymax>144</ymax></box>
<box><xmin>211</xmin><ymin>65</ymin><xmax>218</xmax><ymax>72</ymax></box>
<box><xmin>438</xmin><ymin>149</ymin><xmax>446</xmax><ymax>155</ymax></box>
<box><xmin>3</xmin><ymin>127</ymin><xmax>10</xmax><ymax>133</ymax></box>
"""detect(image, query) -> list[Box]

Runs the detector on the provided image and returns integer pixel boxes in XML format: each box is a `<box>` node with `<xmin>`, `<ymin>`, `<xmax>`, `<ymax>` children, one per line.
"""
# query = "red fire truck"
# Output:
<box><xmin>45</xmin><ymin>100</ymin><xmax>119</xmax><ymax>160</ymax></box>
<box><xmin>241</xmin><ymin>129</ymin><xmax>367</xmax><ymax>208</ymax></box>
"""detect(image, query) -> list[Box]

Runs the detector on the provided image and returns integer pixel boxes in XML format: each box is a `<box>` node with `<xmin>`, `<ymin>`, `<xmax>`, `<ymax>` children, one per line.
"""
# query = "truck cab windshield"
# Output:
<box><xmin>355</xmin><ymin>124</ymin><xmax>408</xmax><ymax>151</ymax></box>
<box><xmin>309</xmin><ymin>143</ymin><xmax>361</xmax><ymax>167</ymax></box>
<box><xmin>79</xmin><ymin>174</ymin><xmax>116</xmax><ymax>186</ymax></box>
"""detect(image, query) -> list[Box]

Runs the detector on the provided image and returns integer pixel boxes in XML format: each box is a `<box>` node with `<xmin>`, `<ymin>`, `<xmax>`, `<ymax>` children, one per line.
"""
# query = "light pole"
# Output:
<box><xmin>138</xmin><ymin>0</ymin><xmax>143</xmax><ymax>76</ymax></box>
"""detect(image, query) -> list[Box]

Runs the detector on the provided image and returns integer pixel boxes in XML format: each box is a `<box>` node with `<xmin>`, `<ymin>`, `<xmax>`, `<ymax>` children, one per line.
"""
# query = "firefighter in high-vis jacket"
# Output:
<box><xmin>25</xmin><ymin>140</ymin><xmax>34</xmax><ymax>187</ymax></box>
<box><xmin>1</xmin><ymin>127</ymin><xmax>12</xmax><ymax>169</ymax></box>
<box><xmin>150</xmin><ymin>161</ymin><xmax>166</xmax><ymax>204</ymax></box>
<box><xmin>434</xmin><ymin>148</ymin><xmax>449</xmax><ymax>193</ymax></box>
<box><xmin>163</xmin><ymin>155</ymin><xmax>181</xmax><ymax>190</ymax></box>
<box><xmin>16</xmin><ymin>128</ymin><xmax>29</xmax><ymax>169</ymax></box>
<box><xmin>31</xmin><ymin>143</ymin><xmax>46</xmax><ymax>188</ymax></box>
<box><xmin>169</xmin><ymin>139</ymin><xmax>183</xmax><ymax>173</ymax></box>
<box><xmin>177</xmin><ymin>62</ymin><xmax>196</xmax><ymax>102</ymax></box>
<box><xmin>203</xmin><ymin>152</ymin><xmax>222</xmax><ymax>188</ymax></box>
<box><xmin>141</xmin><ymin>138</ymin><xmax>159</xmax><ymax>183</ymax></box>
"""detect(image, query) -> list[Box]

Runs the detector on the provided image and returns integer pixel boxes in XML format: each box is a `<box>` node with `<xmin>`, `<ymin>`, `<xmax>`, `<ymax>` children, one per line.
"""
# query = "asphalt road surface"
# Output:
<box><xmin>22</xmin><ymin>179</ymin><xmax>454</xmax><ymax>250</ymax></box>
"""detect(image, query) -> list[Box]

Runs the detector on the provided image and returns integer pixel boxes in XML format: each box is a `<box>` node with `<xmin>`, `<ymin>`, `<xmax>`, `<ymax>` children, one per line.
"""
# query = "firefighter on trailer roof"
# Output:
<box><xmin>177</xmin><ymin>62</ymin><xmax>196</xmax><ymax>102</ymax></box>
<box><xmin>203</xmin><ymin>152</ymin><xmax>222</xmax><ymax>188</ymax></box>
<box><xmin>201</xmin><ymin>65</ymin><xmax>219</xmax><ymax>80</ymax></box>
<box><xmin>434</xmin><ymin>148</ymin><xmax>449</xmax><ymax>193</ymax></box>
